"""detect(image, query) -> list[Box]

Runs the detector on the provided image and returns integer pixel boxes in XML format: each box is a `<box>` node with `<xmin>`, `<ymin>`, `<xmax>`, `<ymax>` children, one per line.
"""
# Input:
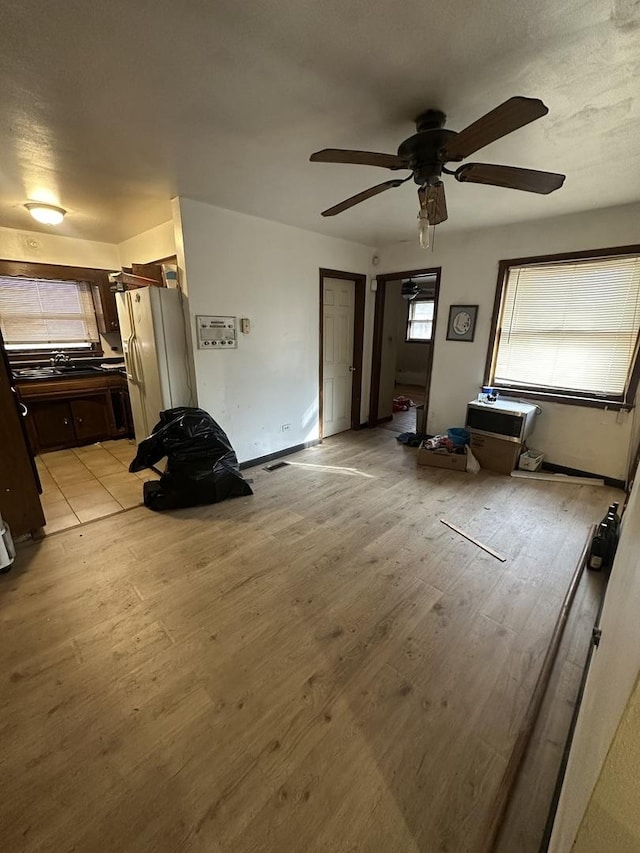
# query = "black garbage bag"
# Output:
<box><xmin>129</xmin><ymin>407</ymin><xmax>253</xmax><ymax>511</ymax></box>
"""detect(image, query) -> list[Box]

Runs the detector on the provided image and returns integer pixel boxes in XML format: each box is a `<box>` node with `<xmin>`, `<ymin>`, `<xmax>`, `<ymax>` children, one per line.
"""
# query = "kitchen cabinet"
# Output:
<box><xmin>0</xmin><ymin>331</ymin><xmax>45</xmax><ymax>537</ymax></box>
<box><xmin>30</xmin><ymin>400</ymin><xmax>76</xmax><ymax>450</ymax></box>
<box><xmin>92</xmin><ymin>281</ymin><xmax>120</xmax><ymax>334</ymax></box>
<box><xmin>18</xmin><ymin>374</ymin><xmax>133</xmax><ymax>453</ymax></box>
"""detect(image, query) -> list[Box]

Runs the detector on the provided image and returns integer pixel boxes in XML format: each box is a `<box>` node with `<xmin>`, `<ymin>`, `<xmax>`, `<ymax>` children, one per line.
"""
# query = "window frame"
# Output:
<box><xmin>405</xmin><ymin>296</ymin><xmax>435</xmax><ymax>343</ymax></box>
<box><xmin>485</xmin><ymin>244</ymin><xmax>640</xmax><ymax>411</ymax></box>
<box><xmin>0</xmin><ymin>259</ymin><xmax>109</xmax><ymax>361</ymax></box>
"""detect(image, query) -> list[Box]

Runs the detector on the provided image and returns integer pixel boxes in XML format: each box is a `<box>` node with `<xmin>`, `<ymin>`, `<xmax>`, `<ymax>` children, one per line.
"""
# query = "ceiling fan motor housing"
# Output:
<box><xmin>397</xmin><ymin>127</ymin><xmax>458</xmax><ymax>186</ymax></box>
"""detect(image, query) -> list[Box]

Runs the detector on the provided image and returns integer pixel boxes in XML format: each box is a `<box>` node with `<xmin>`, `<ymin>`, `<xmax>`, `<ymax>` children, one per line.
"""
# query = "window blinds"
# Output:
<box><xmin>408</xmin><ymin>299</ymin><xmax>434</xmax><ymax>341</ymax></box>
<box><xmin>0</xmin><ymin>276</ymin><xmax>99</xmax><ymax>348</ymax></box>
<box><xmin>494</xmin><ymin>255</ymin><xmax>640</xmax><ymax>397</ymax></box>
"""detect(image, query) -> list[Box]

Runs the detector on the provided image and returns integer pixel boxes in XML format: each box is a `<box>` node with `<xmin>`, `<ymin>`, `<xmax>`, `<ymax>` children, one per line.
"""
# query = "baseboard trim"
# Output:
<box><xmin>541</xmin><ymin>461</ymin><xmax>625</xmax><ymax>491</ymax></box>
<box><xmin>373</xmin><ymin>415</ymin><xmax>393</xmax><ymax>426</ymax></box>
<box><xmin>240</xmin><ymin>440</ymin><xmax>320</xmax><ymax>470</ymax></box>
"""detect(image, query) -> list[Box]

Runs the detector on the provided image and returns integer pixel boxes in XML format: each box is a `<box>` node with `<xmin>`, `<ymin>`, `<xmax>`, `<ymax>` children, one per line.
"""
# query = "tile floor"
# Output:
<box><xmin>36</xmin><ymin>440</ymin><xmax>160</xmax><ymax>534</ymax></box>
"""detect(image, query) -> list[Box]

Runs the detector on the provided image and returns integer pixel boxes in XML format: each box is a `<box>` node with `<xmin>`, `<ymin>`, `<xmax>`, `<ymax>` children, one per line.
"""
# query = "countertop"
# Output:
<box><xmin>12</xmin><ymin>357</ymin><xmax>126</xmax><ymax>382</ymax></box>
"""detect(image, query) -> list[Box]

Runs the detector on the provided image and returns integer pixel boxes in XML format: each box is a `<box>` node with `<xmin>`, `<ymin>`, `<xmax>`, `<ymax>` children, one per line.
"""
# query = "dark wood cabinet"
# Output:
<box><xmin>30</xmin><ymin>400</ymin><xmax>76</xmax><ymax>450</ymax></box>
<box><xmin>70</xmin><ymin>396</ymin><xmax>112</xmax><ymax>441</ymax></box>
<box><xmin>18</xmin><ymin>374</ymin><xmax>133</xmax><ymax>453</ymax></box>
<box><xmin>92</xmin><ymin>281</ymin><xmax>120</xmax><ymax>334</ymax></box>
<box><xmin>0</xmin><ymin>333</ymin><xmax>45</xmax><ymax>537</ymax></box>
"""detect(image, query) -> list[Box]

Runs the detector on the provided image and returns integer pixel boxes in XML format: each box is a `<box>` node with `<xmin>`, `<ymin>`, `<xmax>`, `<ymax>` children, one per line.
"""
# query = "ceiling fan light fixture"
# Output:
<box><xmin>24</xmin><ymin>203</ymin><xmax>66</xmax><ymax>225</ymax></box>
<box><xmin>417</xmin><ymin>208</ymin><xmax>431</xmax><ymax>250</ymax></box>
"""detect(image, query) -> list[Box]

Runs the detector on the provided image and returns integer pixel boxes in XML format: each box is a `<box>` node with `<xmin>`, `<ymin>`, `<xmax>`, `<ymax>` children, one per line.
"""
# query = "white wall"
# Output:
<box><xmin>549</xmin><ymin>475</ymin><xmax>640</xmax><ymax>851</ymax></box>
<box><xmin>377</xmin><ymin>202</ymin><xmax>640</xmax><ymax>481</ymax></box>
<box><xmin>393</xmin><ymin>286</ymin><xmax>431</xmax><ymax>387</ymax></box>
<box><xmin>572</xmin><ymin>674</ymin><xmax>640</xmax><ymax>852</ymax></box>
<box><xmin>0</xmin><ymin>224</ymin><xmax>119</xmax><ymax>269</ymax></box>
<box><xmin>174</xmin><ymin>197</ymin><xmax>373</xmax><ymax>463</ymax></box>
<box><xmin>117</xmin><ymin>221</ymin><xmax>175</xmax><ymax>268</ymax></box>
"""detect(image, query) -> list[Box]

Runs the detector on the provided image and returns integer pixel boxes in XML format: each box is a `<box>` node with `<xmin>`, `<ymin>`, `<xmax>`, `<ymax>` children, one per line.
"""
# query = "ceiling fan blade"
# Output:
<box><xmin>441</xmin><ymin>97</ymin><xmax>549</xmax><ymax>161</ymax></box>
<box><xmin>310</xmin><ymin>148</ymin><xmax>408</xmax><ymax>170</ymax></box>
<box><xmin>419</xmin><ymin>182</ymin><xmax>448</xmax><ymax>225</ymax></box>
<box><xmin>455</xmin><ymin>163</ymin><xmax>565</xmax><ymax>194</ymax></box>
<box><xmin>321</xmin><ymin>179</ymin><xmax>407</xmax><ymax>217</ymax></box>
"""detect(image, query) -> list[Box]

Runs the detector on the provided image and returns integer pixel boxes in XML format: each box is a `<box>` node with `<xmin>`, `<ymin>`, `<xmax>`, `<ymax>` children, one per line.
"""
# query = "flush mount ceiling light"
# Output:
<box><xmin>24</xmin><ymin>203</ymin><xmax>66</xmax><ymax>225</ymax></box>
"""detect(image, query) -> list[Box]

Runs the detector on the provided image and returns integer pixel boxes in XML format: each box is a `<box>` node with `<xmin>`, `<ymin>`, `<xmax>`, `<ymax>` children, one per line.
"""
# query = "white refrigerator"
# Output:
<box><xmin>116</xmin><ymin>286</ymin><xmax>193</xmax><ymax>443</ymax></box>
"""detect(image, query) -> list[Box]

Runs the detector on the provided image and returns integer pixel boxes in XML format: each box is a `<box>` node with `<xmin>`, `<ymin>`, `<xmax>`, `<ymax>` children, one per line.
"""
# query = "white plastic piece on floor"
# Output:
<box><xmin>510</xmin><ymin>470</ymin><xmax>604</xmax><ymax>487</ymax></box>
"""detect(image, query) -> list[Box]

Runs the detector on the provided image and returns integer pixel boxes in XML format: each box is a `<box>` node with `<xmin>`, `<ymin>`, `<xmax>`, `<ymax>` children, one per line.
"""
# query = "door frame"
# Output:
<box><xmin>368</xmin><ymin>266</ymin><xmax>442</xmax><ymax>429</ymax></box>
<box><xmin>319</xmin><ymin>268</ymin><xmax>367</xmax><ymax>440</ymax></box>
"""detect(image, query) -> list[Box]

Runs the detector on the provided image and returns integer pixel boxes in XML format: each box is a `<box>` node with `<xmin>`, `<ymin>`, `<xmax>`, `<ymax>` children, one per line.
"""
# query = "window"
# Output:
<box><xmin>406</xmin><ymin>298</ymin><xmax>435</xmax><ymax>342</ymax></box>
<box><xmin>0</xmin><ymin>276</ymin><xmax>100</xmax><ymax>353</ymax></box>
<box><xmin>488</xmin><ymin>250</ymin><xmax>640</xmax><ymax>406</ymax></box>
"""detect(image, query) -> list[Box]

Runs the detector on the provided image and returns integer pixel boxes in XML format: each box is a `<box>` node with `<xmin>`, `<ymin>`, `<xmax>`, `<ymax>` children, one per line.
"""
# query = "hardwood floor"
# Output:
<box><xmin>0</xmin><ymin>428</ymin><xmax>620</xmax><ymax>853</ymax></box>
<box><xmin>380</xmin><ymin>384</ymin><xmax>425</xmax><ymax>434</ymax></box>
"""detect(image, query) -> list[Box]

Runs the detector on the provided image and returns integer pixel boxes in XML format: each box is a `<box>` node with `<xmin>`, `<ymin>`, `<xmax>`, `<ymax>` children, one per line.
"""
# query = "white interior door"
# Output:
<box><xmin>323</xmin><ymin>278</ymin><xmax>355</xmax><ymax>437</ymax></box>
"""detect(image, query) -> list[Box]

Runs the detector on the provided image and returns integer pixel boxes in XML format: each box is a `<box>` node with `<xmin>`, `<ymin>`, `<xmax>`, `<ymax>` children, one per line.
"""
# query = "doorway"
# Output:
<box><xmin>319</xmin><ymin>268</ymin><xmax>366</xmax><ymax>439</ymax></box>
<box><xmin>368</xmin><ymin>267</ymin><xmax>441</xmax><ymax>433</ymax></box>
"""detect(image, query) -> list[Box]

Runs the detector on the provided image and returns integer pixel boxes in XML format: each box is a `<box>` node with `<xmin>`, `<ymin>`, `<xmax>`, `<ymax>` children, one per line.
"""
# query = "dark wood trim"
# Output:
<box><xmin>239</xmin><ymin>439</ymin><xmax>320</xmax><ymax>470</ymax></box>
<box><xmin>375</xmin><ymin>414</ymin><xmax>393</xmax><ymax>426</ymax></box>
<box><xmin>0</xmin><ymin>258</ymin><xmax>114</xmax><ymax>283</ymax></box>
<box><xmin>318</xmin><ymin>271</ymin><xmax>324</xmax><ymax>440</ymax></box>
<box><xmin>496</xmin><ymin>243</ymin><xmax>640</xmax><ymax>269</ymax></box>
<box><xmin>485</xmin><ymin>244</ymin><xmax>640</xmax><ymax>408</ymax></box>
<box><xmin>495</xmin><ymin>388</ymin><xmax>632</xmax><ymax>412</ymax></box>
<box><xmin>423</xmin><ymin>282</ymin><xmax>441</xmax><ymax>433</ymax></box>
<box><xmin>369</xmin><ymin>266</ymin><xmax>442</xmax><ymax>431</ymax></box>
<box><xmin>368</xmin><ymin>279</ymin><xmax>387</xmax><ymax>428</ymax></box>
<box><xmin>484</xmin><ymin>267</ymin><xmax>506</xmax><ymax>384</ymax></box>
<box><xmin>318</xmin><ymin>268</ymin><xmax>367</xmax><ymax>438</ymax></box>
<box><xmin>0</xmin><ymin>259</ymin><xmax>117</xmax><ymax>359</ymax></box>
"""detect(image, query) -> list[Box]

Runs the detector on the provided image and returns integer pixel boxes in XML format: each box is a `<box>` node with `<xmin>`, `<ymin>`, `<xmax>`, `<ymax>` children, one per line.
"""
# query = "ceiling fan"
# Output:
<box><xmin>310</xmin><ymin>97</ymin><xmax>565</xmax><ymax>247</ymax></box>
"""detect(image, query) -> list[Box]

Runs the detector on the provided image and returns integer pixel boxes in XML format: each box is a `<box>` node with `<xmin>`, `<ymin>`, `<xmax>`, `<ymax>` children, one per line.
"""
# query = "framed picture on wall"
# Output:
<box><xmin>446</xmin><ymin>305</ymin><xmax>478</xmax><ymax>342</ymax></box>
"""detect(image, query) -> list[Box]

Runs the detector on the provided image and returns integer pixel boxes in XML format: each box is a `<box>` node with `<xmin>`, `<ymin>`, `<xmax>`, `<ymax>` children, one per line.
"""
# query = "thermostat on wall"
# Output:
<box><xmin>196</xmin><ymin>315</ymin><xmax>238</xmax><ymax>349</ymax></box>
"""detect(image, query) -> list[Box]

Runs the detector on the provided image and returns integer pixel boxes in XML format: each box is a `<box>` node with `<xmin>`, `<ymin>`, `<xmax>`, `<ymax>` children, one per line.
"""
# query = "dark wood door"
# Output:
<box><xmin>30</xmin><ymin>400</ymin><xmax>76</xmax><ymax>450</ymax></box>
<box><xmin>0</xmin><ymin>333</ymin><xmax>45</xmax><ymax>536</ymax></box>
<box><xmin>70</xmin><ymin>395</ymin><xmax>111</xmax><ymax>441</ymax></box>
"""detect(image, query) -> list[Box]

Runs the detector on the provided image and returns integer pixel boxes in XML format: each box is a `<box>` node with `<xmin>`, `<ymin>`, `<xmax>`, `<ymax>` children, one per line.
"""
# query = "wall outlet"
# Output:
<box><xmin>281</xmin><ymin>423</ymin><xmax>291</xmax><ymax>432</ymax></box>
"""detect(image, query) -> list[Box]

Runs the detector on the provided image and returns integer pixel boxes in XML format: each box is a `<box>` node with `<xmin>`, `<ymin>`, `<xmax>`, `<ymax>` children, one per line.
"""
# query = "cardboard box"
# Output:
<box><xmin>519</xmin><ymin>449</ymin><xmax>544</xmax><ymax>471</ymax></box>
<box><xmin>469</xmin><ymin>432</ymin><xmax>522</xmax><ymax>475</ymax></box>
<box><xmin>417</xmin><ymin>444</ymin><xmax>468</xmax><ymax>472</ymax></box>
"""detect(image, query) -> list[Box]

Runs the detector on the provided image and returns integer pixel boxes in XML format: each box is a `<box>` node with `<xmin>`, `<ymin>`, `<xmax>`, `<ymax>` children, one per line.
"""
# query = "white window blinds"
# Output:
<box><xmin>0</xmin><ymin>276</ymin><xmax>99</xmax><ymax>349</ymax></box>
<box><xmin>407</xmin><ymin>299</ymin><xmax>434</xmax><ymax>341</ymax></box>
<box><xmin>493</xmin><ymin>255</ymin><xmax>640</xmax><ymax>397</ymax></box>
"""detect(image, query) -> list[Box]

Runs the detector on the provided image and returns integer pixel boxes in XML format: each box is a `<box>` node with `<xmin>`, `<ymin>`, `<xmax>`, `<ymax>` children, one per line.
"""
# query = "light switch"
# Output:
<box><xmin>240</xmin><ymin>318</ymin><xmax>251</xmax><ymax>334</ymax></box>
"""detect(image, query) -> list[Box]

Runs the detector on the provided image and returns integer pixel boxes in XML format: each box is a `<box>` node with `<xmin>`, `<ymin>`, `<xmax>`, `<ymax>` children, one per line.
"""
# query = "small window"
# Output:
<box><xmin>489</xmin><ymin>251</ymin><xmax>640</xmax><ymax>405</ymax></box>
<box><xmin>0</xmin><ymin>276</ymin><xmax>100</xmax><ymax>354</ymax></box>
<box><xmin>406</xmin><ymin>298</ymin><xmax>434</xmax><ymax>342</ymax></box>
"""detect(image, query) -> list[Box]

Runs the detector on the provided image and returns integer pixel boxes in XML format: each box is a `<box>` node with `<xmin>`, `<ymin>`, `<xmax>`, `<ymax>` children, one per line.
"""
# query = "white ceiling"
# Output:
<box><xmin>1</xmin><ymin>0</ymin><xmax>639</xmax><ymax>245</ymax></box>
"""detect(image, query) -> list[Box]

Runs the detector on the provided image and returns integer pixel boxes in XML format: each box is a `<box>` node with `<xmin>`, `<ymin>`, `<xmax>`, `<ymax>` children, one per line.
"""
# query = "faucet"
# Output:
<box><xmin>50</xmin><ymin>350</ymin><xmax>71</xmax><ymax>366</ymax></box>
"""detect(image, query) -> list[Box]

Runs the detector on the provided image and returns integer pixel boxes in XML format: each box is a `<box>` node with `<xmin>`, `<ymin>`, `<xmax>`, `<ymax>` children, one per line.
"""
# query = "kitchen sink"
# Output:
<box><xmin>14</xmin><ymin>365</ymin><xmax>105</xmax><ymax>380</ymax></box>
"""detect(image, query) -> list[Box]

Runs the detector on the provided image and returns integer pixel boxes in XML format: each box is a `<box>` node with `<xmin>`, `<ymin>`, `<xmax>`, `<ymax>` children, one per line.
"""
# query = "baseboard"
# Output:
<box><xmin>374</xmin><ymin>415</ymin><xmax>393</xmax><ymax>426</ymax></box>
<box><xmin>240</xmin><ymin>439</ymin><xmax>320</xmax><ymax>470</ymax></box>
<box><xmin>541</xmin><ymin>461</ymin><xmax>625</xmax><ymax>491</ymax></box>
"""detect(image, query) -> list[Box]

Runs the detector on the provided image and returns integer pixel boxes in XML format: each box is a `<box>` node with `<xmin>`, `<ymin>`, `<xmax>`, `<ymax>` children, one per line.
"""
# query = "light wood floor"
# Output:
<box><xmin>0</xmin><ymin>429</ymin><xmax>619</xmax><ymax>853</ymax></box>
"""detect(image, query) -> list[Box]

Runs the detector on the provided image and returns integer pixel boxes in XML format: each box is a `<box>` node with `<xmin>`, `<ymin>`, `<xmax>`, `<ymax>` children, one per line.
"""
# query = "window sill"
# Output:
<box><xmin>495</xmin><ymin>387</ymin><xmax>633</xmax><ymax>412</ymax></box>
